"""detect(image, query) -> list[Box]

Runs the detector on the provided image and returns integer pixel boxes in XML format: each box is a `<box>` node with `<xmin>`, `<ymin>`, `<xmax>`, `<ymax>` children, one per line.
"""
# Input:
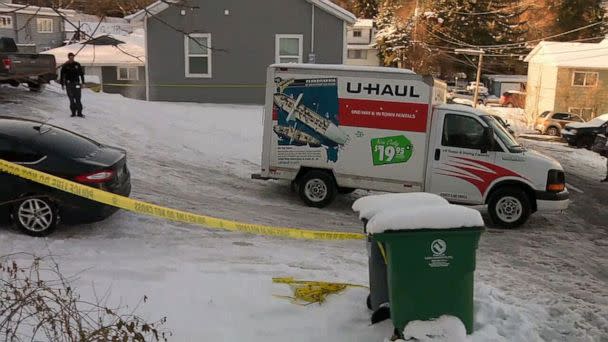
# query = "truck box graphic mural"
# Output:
<box><xmin>273</xmin><ymin>78</ymin><xmax>347</xmax><ymax>162</ymax></box>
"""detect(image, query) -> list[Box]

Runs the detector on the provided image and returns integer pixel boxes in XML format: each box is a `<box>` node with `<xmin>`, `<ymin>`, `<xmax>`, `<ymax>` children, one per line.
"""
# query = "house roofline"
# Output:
<box><xmin>126</xmin><ymin>0</ymin><xmax>356</xmax><ymax>24</ymax></box>
<box><xmin>306</xmin><ymin>0</ymin><xmax>356</xmax><ymax>24</ymax></box>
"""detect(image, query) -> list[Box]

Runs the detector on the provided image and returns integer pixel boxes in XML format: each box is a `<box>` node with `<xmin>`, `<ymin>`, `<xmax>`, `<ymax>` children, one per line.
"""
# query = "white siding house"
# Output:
<box><xmin>524</xmin><ymin>38</ymin><xmax>608</xmax><ymax>120</ymax></box>
<box><xmin>345</xmin><ymin>19</ymin><xmax>380</xmax><ymax>66</ymax></box>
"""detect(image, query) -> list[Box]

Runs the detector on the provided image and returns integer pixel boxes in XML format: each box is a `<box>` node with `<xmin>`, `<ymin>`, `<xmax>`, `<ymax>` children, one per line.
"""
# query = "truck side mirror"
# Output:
<box><xmin>481</xmin><ymin>127</ymin><xmax>494</xmax><ymax>154</ymax></box>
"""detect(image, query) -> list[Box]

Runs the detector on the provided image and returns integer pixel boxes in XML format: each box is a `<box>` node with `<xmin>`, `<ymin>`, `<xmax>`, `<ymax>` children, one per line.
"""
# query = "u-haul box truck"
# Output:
<box><xmin>253</xmin><ymin>64</ymin><xmax>569</xmax><ymax>227</ymax></box>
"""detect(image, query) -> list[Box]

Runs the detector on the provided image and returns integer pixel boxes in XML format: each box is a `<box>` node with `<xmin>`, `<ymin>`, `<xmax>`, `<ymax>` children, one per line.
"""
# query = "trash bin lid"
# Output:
<box><xmin>352</xmin><ymin>193</ymin><xmax>449</xmax><ymax>221</ymax></box>
<box><xmin>367</xmin><ymin>204</ymin><xmax>484</xmax><ymax>234</ymax></box>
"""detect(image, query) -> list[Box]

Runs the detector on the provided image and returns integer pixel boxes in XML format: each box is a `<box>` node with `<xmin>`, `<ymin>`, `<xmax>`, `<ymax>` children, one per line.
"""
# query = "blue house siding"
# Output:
<box><xmin>146</xmin><ymin>0</ymin><xmax>347</xmax><ymax>104</ymax></box>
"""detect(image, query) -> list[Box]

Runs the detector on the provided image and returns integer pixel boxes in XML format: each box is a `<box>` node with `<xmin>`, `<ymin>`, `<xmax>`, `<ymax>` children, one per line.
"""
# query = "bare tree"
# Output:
<box><xmin>0</xmin><ymin>254</ymin><xmax>171</xmax><ymax>341</ymax></box>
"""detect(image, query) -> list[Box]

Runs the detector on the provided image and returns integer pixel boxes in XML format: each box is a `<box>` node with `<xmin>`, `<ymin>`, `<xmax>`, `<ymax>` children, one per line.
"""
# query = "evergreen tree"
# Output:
<box><xmin>548</xmin><ymin>0</ymin><xmax>606</xmax><ymax>41</ymax></box>
<box><xmin>426</xmin><ymin>0</ymin><xmax>530</xmax><ymax>74</ymax></box>
<box><xmin>352</xmin><ymin>0</ymin><xmax>380</xmax><ymax>18</ymax></box>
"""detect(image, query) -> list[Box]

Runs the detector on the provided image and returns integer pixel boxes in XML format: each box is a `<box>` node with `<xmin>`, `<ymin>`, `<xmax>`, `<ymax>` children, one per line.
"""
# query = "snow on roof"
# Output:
<box><xmin>42</xmin><ymin>32</ymin><xmax>145</xmax><ymax>67</ymax></box>
<box><xmin>347</xmin><ymin>44</ymin><xmax>377</xmax><ymax>50</ymax></box>
<box><xmin>366</xmin><ymin>204</ymin><xmax>484</xmax><ymax>234</ymax></box>
<box><xmin>352</xmin><ymin>193</ymin><xmax>449</xmax><ymax>221</ymax></box>
<box><xmin>484</xmin><ymin>74</ymin><xmax>527</xmax><ymax>83</ymax></box>
<box><xmin>352</xmin><ymin>19</ymin><xmax>374</xmax><ymax>28</ymax></box>
<box><xmin>126</xmin><ymin>0</ymin><xmax>356</xmax><ymax>24</ymax></box>
<box><xmin>270</xmin><ymin>63</ymin><xmax>415</xmax><ymax>74</ymax></box>
<box><xmin>0</xmin><ymin>2</ymin><xmax>60</xmax><ymax>16</ymax></box>
<box><xmin>524</xmin><ymin>39</ymin><xmax>608</xmax><ymax>69</ymax></box>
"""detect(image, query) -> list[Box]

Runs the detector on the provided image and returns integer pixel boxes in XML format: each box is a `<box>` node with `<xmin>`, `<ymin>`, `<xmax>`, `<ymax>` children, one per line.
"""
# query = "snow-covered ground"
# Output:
<box><xmin>0</xmin><ymin>85</ymin><xmax>607</xmax><ymax>341</ymax></box>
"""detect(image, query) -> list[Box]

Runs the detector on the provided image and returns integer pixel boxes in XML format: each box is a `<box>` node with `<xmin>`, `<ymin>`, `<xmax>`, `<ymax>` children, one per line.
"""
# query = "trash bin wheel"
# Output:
<box><xmin>488</xmin><ymin>187</ymin><xmax>531</xmax><ymax>228</ymax></box>
<box><xmin>366</xmin><ymin>293</ymin><xmax>372</xmax><ymax>310</ymax></box>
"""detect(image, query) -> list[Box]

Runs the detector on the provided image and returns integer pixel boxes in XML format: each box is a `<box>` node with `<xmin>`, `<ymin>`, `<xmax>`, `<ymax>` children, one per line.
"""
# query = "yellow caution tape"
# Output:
<box><xmin>273</xmin><ymin>277</ymin><xmax>367</xmax><ymax>305</ymax></box>
<box><xmin>0</xmin><ymin>159</ymin><xmax>365</xmax><ymax>241</ymax></box>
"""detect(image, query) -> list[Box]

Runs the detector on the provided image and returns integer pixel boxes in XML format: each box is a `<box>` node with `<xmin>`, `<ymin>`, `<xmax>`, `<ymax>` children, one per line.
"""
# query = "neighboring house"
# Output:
<box><xmin>127</xmin><ymin>0</ymin><xmax>356</xmax><ymax>104</ymax></box>
<box><xmin>0</xmin><ymin>2</ymin><xmax>64</xmax><ymax>52</ymax></box>
<box><xmin>44</xmin><ymin>32</ymin><xmax>146</xmax><ymax>100</ymax></box>
<box><xmin>345</xmin><ymin>19</ymin><xmax>380</xmax><ymax>66</ymax></box>
<box><xmin>483</xmin><ymin>74</ymin><xmax>527</xmax><ymax>96</ymax></box>
<box><xmin>61</xmin><ymin>11</ymin><xmax>132</xmax><ymax>44</ymax></box>
<box><xmin>524</xmin><ymin>38</ymin><xmax>608</xmax><ymax>120</ymax></box>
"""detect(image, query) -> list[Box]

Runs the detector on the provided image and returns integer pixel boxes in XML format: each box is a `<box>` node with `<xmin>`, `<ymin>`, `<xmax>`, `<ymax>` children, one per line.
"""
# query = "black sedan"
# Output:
<box><xmin>562</xmin><ymin>113</ymin><xmax>608</xmax><ymax>148</ymax></box>
<box><xmin>0</xmin><ymin>117</ymin><xmax>131</xmax><ymax>236</ymax></box>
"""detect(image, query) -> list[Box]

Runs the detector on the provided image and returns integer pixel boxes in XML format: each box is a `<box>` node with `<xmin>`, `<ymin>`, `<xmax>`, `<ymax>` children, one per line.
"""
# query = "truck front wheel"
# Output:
<box><xmin>487</xmin><ymin>187</ymin><xmax>531</xmax><ymax>228</ymax></box>
<box><xmin>297</xmin><ymin>170</ymin><xmax>337</xmax><ymax>208</ymax></box>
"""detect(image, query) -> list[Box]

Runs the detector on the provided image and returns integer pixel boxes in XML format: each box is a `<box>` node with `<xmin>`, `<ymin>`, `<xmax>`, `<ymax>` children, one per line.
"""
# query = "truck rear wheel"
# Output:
<box><xmin>487</xmin><ymin>187</ymin><xmax>531</xmax><ymax>228</ymax></box>
<box><xmin>297</xmin><ymin>170</ymin><xmax>337</xmax><ymax>208</ymax></box>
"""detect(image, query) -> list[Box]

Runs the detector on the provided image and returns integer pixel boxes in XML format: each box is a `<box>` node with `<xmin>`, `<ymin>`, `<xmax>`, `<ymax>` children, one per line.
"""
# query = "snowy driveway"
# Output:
<box><xmin>0</xmin><ymin>86</ymin><xmax>606</xmax><ymax>341</ymax></box>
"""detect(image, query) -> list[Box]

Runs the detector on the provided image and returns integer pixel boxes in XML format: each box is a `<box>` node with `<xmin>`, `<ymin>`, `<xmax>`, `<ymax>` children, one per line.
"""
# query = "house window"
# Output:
<box><xmin>347</xmin><ymin>49</ymin><xmax>367</xmax><ymax>59</ymax></box>
<box><xmin>275</xmin><ymin>34</ymin><xmax>303</xmax><ymax>64</ymax></box>
<box><xmin>117</xmin><ymin>67</ymin><xmax>139</xmax><ymax>81</ymax></box>
<box><xmin>353</xmin><ymin>30</ymin><xmax>362</xmax><ymax>37</ymax></box>
<box><xmin>0</xmin><ymin>16</ymin><xmax>12</xmax><ymax>29</ymax></box>
<box><xmin>572</xmin><ymin>71</ymin><xmax>598</xmax><ymax>87</ymax></box>
<box><xmin>37</xmin><ymin>18</ymin><xmax>53</xmax><ymax>33</ymax></box>
<box><xmin>568</xmin><ymin>107</ymin><xmax>594</xmax><ymax>118</ymax></box>
<box><xmin>185</xmin><ymin>33</ymin><xmax>211</xmax><ymax>78</ymax></box>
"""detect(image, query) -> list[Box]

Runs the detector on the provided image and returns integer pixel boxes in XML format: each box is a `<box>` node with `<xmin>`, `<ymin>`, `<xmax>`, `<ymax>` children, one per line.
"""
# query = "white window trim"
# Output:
<box><xmin>0</xmin><ymin>15</ymin><xmax>12</xmax><ymax>29</ymax></box>
<box><xmin>117</xmin><ymin>67</ymin><xmax>139</xmax><ymax>81</ymax></box>
<box><xmin>184</xmin><ymin>33</ymin><xmax>212</xmax><ymax>78</ymax></box>
<box><xmin>275</xmin><ymin>34</ymin><xmax>303</xmax><ymax>64</ymax></box>
<box><xmin>36</xmin><ymin>18</ymin><xmax>53</xmax><ymax>33</ymax></box>
<box><xmin>572</xmin><ymin>71</ymin><xmax>599</xmax><ymax>87</ymax></box>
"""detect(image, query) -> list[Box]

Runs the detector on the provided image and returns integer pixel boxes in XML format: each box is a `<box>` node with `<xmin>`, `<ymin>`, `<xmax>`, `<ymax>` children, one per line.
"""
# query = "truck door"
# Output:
<box><xmin>427</xmin><ymin>111</ymin><xmax>497</xmax><ymax>204</ymax></box>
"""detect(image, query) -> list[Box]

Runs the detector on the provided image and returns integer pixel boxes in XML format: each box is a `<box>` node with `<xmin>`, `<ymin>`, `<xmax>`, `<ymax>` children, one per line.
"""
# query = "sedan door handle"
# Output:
<box><xmin>434</xmin><ymin>149</ymin><xmax>441</xmax><ymax>161</ymax></box>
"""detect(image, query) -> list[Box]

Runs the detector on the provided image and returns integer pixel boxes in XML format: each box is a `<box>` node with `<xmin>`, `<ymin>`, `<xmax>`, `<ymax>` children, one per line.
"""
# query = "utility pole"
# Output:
<box><xmin>455</xmin><ymin>49</ymin><xmax>485</xmax><ymax>108</ymax></box>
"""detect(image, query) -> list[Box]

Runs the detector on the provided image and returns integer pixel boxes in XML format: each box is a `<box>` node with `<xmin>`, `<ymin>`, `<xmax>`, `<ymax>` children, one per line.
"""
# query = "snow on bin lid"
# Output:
<box><xmin>366</xmin><ymin>204</ymin><xmax>484</xmax><ymax>234</ymax></box>
<box><xmin>352</xmin><ymin>193</ymin><xmax>449</xmax><ymax>220</ymax></box>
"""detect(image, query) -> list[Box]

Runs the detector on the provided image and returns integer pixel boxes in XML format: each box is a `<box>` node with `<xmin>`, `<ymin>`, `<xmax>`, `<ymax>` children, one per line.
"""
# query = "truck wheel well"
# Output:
<box><xmin>486</xmin><ymin>181</ymin><xmax>537</xmax><ymax>213</ymax></box>
<box><xmin>294</xmin><ymin>167</ymin><xmax>336</xmax><ymax>185</ymax></box>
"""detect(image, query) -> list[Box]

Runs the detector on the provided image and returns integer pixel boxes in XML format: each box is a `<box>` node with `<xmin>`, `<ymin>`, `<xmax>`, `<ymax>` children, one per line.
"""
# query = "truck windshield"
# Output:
<box><xmin>481</xmin><ymin>115</ymin><xmax>524</xmax><ymax>153</ymax></box>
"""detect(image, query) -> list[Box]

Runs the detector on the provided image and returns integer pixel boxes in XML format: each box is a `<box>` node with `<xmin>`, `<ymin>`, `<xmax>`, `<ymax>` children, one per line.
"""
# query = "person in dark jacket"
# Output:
<box><xmin>603</xmin><ymin>126</ymin><xmax>608</xmax><ymax>182</ymax></box>
<box><xmin>60</xmin><ymin>52</ymin><xmax>85</xmax><ymax>117</ymax></box>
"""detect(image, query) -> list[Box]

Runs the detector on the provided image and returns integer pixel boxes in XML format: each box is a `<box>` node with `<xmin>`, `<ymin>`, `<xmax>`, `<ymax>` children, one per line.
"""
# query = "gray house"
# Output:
<box><xmin>127</xmin><ymin>0</ymin><xmax>356</xmax><ymax>104</ymax></box>
<box><xmin>0</xmin><ymin>3</ymin><xmax>64</xmax><ymax>52</ymax></box>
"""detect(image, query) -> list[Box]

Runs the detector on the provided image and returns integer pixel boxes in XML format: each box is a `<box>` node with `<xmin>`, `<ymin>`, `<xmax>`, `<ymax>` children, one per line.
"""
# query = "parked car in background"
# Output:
<box><xmin>499</xmin><ymin>90</ymin><xmax>526</xmax><ymax>108</ymax></box>
<box><xmin>447</xmin><ymin>89</ymin><xmax>487</xmax><ymax>106</ymax></box>
<box><xmin>0</xmin><ymin>117</ymin><xmax>131</xmax><ymax>236</ymax></box>
<box><xmin>466</xmin><ymin>81</ymin><xmax>489</xmax><ymax>95</ymax></box>
<box><xmin>489</xmin><ymin>115</ymin><xmax>515</xmax><ymax>135</ymax></box>
<box><xmin>535</xmin><ymin>111</ymin><xmax>585</xmax><ymax>136</ymax></box>
<box><xmin>0</xmin><ymin>37</ymin><xmax>57</xmax><ymax>92</ymax></box>
<box><xmin>562</xmin><ymin>113</ymin><xmax>608</xmax><ymax>149</ymax></box>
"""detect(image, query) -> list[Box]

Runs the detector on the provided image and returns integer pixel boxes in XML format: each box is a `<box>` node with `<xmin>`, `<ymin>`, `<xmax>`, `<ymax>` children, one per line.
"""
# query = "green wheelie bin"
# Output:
<box><xmin>370</xmin><ymin>206</ymin><xmax>484</xmax><ymax>336</ymax></box>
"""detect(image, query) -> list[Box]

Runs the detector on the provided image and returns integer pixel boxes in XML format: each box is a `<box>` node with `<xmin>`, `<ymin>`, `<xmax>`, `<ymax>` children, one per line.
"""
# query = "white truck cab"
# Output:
<box><xmin>253</xmin><ymin>64</ymin><xmax>569</xmax><ymax>227</ymax></box>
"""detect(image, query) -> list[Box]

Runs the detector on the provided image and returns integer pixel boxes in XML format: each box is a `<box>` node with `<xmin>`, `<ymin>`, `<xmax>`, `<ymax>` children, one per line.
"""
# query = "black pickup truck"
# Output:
<box><xmin>0</xmin><ymin>37</ymin><xmax>57</xmax><ymax>92</ymax></box>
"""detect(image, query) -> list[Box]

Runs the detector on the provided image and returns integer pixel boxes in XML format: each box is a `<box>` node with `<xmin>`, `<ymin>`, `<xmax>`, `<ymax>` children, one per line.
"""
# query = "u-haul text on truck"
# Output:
<box><xmin>253</xmin><ymin>64</ymin><xmax>569</xmax><ymax>227</ymax></box>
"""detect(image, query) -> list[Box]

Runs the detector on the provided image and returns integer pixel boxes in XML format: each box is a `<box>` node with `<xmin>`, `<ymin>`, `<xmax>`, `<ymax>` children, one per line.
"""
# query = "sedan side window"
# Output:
<box><xmin>552</xmin><ymin>113</ymin><xmax>569</xmax><ymax>120</ymax></box>
<box><xmin>442</xmin><ymin>114</ymin><xmax>486</xmax><ymax>150</ymax></box>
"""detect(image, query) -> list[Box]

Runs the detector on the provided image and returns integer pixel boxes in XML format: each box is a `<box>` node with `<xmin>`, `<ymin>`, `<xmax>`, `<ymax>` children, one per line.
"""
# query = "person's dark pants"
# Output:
<box><xmin>66</xmin><ymin>83</ymin><xmax>83</xmax><ymax>116</ymax></box>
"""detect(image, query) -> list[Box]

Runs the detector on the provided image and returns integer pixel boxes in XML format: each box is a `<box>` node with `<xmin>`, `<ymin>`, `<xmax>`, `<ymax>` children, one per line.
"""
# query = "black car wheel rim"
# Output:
<box><xmin>18</xmin><ymin>199</ymin><xmax>53</xmax><ymax>232</ymax></box>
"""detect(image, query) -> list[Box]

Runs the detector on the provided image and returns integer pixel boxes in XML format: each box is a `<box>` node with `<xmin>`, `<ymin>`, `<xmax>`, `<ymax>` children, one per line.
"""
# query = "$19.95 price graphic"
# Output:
<box><xmin>370</xmin><ymin>135</ymin><xmax>414</xmax><ymax>166</ymax></box>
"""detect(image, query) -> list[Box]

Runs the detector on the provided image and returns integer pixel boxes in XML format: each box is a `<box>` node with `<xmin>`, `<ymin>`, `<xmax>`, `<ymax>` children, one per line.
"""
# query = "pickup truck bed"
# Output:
<box><xmin>0</xmin><ymin>37</ymin><xmax>57</xmax><ymax>90</ymax></box>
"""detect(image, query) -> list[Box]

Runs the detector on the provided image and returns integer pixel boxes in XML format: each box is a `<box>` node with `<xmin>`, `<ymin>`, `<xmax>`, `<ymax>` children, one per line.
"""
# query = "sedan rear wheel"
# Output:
<box><xmin>13</xmin><ymin>197</ymin><xmax>58</xmax><ymax>236</ymax></box>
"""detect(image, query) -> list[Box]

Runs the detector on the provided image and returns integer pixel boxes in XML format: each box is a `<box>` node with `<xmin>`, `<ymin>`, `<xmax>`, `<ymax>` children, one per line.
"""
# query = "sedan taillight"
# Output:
<box><xmin>2</xmin><ymin>58</ymin><xmax>12</xmax><ymax>71</ymax></box>
<box><xmin>75</xmin><ymin>170</ymin><xmax>114</xmax><ymax>184</ymax></box>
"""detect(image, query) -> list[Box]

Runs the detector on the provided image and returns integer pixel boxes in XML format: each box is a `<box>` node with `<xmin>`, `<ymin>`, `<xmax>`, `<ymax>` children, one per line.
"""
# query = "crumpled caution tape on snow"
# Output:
<box><xmin>0</xmin><ymin>159</ymin><xmax>365</xmax><ymax>241</ymax></box>
<box><xmin>273</xmin><ymin>277</ymin><xmax>367</xmax><ymax>305</ymax></box>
